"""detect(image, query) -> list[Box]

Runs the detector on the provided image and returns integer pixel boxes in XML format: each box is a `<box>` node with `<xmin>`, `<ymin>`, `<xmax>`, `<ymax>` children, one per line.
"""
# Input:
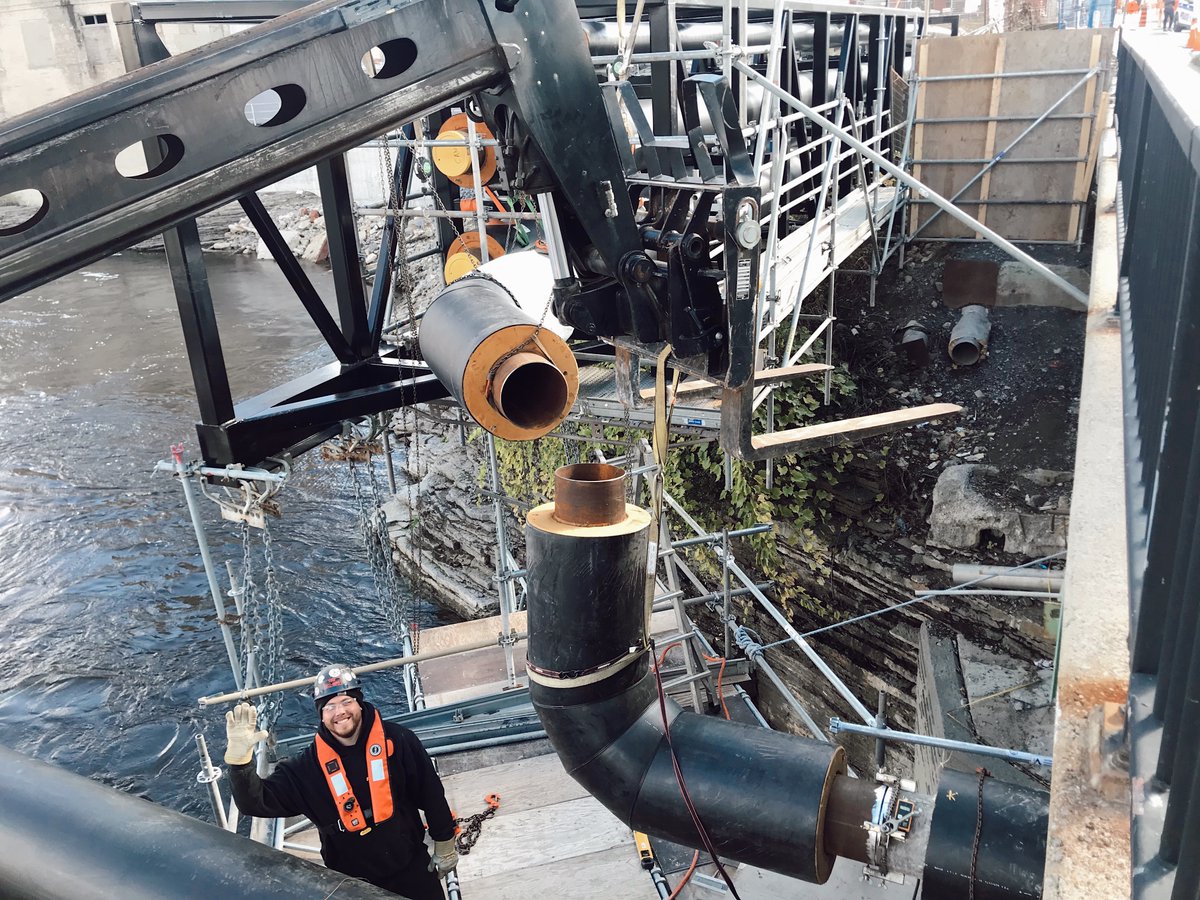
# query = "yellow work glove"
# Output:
<box><xmin>224</xmin><ymin>702</ymin><xmax>268</xmax><ymax>766</ymax></box>
<box><xmin>428</xmin><ymin>839</ymin><xmax>459</xmax><ymax>877</ymax></box>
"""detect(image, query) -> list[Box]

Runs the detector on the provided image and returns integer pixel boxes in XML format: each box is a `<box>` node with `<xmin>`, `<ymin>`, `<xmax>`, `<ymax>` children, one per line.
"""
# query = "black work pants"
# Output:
<box><xmin>374</xmin><ymin>848</ymin><xmax>446</xmax><ymax>900</ymax></box>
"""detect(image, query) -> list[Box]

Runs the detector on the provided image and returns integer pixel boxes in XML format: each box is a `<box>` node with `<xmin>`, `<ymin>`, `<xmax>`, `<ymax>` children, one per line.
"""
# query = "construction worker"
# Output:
<box><xmin>224</xmin><ymin>665</ymin><xmax>458</xmax><ymax>899</ymax></box>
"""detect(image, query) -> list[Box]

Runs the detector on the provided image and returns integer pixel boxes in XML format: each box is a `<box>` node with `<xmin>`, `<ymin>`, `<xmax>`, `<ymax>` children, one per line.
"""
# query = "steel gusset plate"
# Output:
<box><xmin>0</xmin><ymin>0</ymin><xmax>510</xmax><ymax>304</ymax></box>
<box><xmin>198</xmin><ymin>356</ymin><xmax>449</xmax><ymax>466</ymax></box>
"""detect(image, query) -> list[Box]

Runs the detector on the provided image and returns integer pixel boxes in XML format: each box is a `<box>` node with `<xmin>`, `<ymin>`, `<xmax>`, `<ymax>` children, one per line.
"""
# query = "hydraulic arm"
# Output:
<box><xmin>0</xmin><ymin>0</ymin><xmax>741</xmax><ymax>465</ymax></box>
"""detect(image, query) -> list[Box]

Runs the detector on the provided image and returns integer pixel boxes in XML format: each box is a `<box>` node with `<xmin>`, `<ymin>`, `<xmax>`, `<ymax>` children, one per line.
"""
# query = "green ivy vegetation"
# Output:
<box><xmin>486</xmin><ymin>354</ymin><xmax>862</xmax><ymax>622</ymax></box>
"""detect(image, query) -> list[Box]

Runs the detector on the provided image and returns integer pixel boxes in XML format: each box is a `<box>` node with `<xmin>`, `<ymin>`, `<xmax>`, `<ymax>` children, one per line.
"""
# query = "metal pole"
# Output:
<box><xmin>734</xmin><ymin>60</ymin><xmax>1090</xmax><ymax>306</ymax></box>
<box><xmin>722</xmin><ymin>530</ymin><xmax>732</xmax><ymax>663</ymax></box>
<box><xmin>171</xmin><ymin>452</ymin><xmax>243</xmax><ymax>691</ymax></box>
<box><xmin>381</xmin><ymin>429</ymin><xmax>397</xmax><ymax>496</ymax></box>
<box><xmin>536</xmin><ymin>192</ymin><xmax>572</xmax><ymax>280</ymax></box>
<box><xmin>908</xmin><ymin>68</ymin><xmax>1099</xmax><ymax>242</ymax></box>
<box><xmin>486</xmin><ymin>433</ymin><xmax>518</xmax><ymax>687</ymax></box>
<box><xmin>662</xmin><ymin>490</ymin><xmax>875</xmax><ymax>724</ymax></box>
<box><xmin>198</xmin><ymin>632</ymin><xmax>529</xmax><ymax>706</ymax></box>
<box><xmin>874</xmin><ymin>691</ymin><xmax>887</xmax><ymax>770</ymax></box>
<box><xmin>194</xmin><ymin>734</ymin><xmax>229</xmax><ymax>831</ymax></box>
<box><xmin>783</xmin><ymin>94</ymin><xmax>847</xmax><ymax>364</ymax></box>
<box><xmin>400</xmin><ymin>631</ymin><xmax>416</xmax><ymax>711</ymax></box>
<box><xmin>466</xmin><ymin>118</ymin><xmax>489</xmax><ymax>264</ymax></box>
<box><xmin>830</xmin><ymin>717</ymin><xmax>1053</xmax><ymax>767</ymax></box>
<box><xmin>758</xmin><ymin>654</ymin><xmax>829</xmax><ymax>740</ymax></box>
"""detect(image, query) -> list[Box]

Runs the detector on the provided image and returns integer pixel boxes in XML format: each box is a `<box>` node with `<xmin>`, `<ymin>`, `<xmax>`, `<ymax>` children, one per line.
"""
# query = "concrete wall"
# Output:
<box><xmin>0</xmin><ymin>1</ymin><xmax>236</xmax><ymax>121</ymax></box>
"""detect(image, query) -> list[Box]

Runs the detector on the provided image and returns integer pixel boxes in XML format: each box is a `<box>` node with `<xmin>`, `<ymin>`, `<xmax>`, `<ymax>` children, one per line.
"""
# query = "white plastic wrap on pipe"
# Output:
<box><xmin>477</xmin><ymin>251</ymin><xmax>574</xmax><ymax>340</ymax></box>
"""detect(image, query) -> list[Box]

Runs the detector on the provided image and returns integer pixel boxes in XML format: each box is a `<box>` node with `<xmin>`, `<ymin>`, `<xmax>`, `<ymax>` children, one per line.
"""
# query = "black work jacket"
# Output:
<box><xmin>229</xmin><ymin>703</ymin><xmax>455</xmax><ymax>887</ymax></box>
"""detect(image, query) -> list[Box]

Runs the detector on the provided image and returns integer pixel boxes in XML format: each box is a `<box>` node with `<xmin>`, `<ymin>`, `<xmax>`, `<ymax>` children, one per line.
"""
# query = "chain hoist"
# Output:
<box><xmin>454</xmin><ymin>793</ymin><xmax>501</xmax><ymax>855</ymax></box>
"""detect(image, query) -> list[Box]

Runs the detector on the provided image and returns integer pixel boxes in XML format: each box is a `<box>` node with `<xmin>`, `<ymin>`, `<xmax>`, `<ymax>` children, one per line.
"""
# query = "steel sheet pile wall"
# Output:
<box><xmin>1115</xmin><ymin>37</ymin><xmax>1200</xmax><ymax>900</ymax></box>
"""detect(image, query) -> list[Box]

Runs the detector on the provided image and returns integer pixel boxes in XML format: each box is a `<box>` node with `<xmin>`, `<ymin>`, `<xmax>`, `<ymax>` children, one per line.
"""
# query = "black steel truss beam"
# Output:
<box><xmin>0</xmin><ymin>0</ymin><xmax>509</xmax><ymax>304</ymax></box>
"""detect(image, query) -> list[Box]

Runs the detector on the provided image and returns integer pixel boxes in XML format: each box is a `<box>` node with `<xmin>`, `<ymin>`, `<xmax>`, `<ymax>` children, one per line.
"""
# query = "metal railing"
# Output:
<box><xmin>1115</xmin><ymin>37</ymin><xmax>1200</xmax><ymax>900</ymax></box>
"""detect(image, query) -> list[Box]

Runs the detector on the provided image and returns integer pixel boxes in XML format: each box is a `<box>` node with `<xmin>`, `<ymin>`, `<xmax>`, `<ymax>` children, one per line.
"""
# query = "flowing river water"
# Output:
<box><xmin>0</xmin><ymin>251</ymin><xmax>451</xmax><ymax>818</ymax></box>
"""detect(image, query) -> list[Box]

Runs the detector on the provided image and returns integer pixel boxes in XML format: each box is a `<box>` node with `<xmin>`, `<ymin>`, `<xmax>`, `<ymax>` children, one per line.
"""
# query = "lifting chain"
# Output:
<box><xmin>347</xmin><ymin>420</ymin><xmax>411</xmax><ymax>646</ymax></box>
<box><xmin>237</xmin><ymin>515</ymin><xmax>286</xmax><ymax>732</ymax></box>
<box><xmin>454</xmin><ymin>793</ymin><xmax>501</xmax><ymax>855</ymax></box>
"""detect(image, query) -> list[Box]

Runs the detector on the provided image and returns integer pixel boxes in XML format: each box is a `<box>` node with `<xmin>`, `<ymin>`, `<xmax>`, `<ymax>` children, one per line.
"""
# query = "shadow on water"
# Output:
<box><xmin>0</xmin><ymin>252</ymin><xmax>455</xmax><ymax>817</ymax></box>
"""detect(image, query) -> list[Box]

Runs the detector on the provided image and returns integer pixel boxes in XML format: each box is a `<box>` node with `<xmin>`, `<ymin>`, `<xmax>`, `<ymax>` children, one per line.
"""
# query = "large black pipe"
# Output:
<box><xmin>923</xmin><ymin>768</ymin><xmax>1049</xmax><ymax>899</ymax></box>
<box><xmin>525</xmin><ymin>465</ymin><xmax>845</xmax><ymax>883</ymax></box>
<box><xmin>525</xmin><ymin>465</ymin><xmax>1052</xmax><ymax>894</ymax></box>
<box><xmin>0</xmin><ymin>745</ymin><xmax>396</xmax><ymax>899</ymax></box>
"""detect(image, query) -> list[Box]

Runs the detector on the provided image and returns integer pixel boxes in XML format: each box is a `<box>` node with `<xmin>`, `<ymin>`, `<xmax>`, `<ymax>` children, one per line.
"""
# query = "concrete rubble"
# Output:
<box><xmin>928</xmin><ymin>464</ymin><xmax>1071</xmax><ymax>556</ymax></box>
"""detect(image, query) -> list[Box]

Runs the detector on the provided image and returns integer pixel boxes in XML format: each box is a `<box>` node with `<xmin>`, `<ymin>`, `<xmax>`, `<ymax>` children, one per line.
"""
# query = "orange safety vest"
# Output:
<box><xmin>315</xmin><ymin>715</ymin><xmax>394</xmax><ymax>833</ymax></box>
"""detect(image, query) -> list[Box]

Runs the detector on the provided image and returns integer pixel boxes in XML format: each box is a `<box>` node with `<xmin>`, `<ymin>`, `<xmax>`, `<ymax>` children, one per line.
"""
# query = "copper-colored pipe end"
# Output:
<box><xmin>553</xmin><ymin>464</ymin><xmax>627</xmax><ymax>526</ymax></box>
<box><xmin>491</xmin><ymin>351</ymin><xmax>569</xmax><ymax>430</ymax></box>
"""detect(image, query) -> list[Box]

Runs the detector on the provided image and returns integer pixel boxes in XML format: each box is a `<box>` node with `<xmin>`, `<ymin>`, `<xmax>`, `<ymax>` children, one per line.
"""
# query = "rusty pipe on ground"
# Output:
<box><xmin>419</xmin><ymin>253</ymin><xmax>578</xmax><ymax>441</ymax></box>
<box><xmin>525</xmin><ymin>464</ymin><xmax>1050</xmax><ymax>895</ymax></box>
<box><xmin>948</xmin><ymin>304</ymin><xmax>992</xmax><ymax>366</ymax></box>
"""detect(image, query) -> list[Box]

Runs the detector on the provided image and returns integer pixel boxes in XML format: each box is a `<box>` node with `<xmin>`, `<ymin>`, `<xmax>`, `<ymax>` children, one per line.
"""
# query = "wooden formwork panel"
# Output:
<box><xmin>910</xmin><ymin>29</ymin><xmax>1113</xmax><ymax>242</ymax></box>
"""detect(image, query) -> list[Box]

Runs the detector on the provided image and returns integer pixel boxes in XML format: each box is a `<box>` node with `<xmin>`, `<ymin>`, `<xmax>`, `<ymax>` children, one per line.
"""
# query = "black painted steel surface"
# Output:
<box><xmin>524</xmin><ymin>498</ymin><xmax>844</xmax><ymax>883</ymax></box>
<box><xmin>922</xmin><ymin>768</ymin><xmax>1049</xmax><ymax>900</ymax></box>
<box><xmin>0</xmin><ymin>745</ymin><xmax>398</xmax><ymax>899</ymax></box>
<box><xmin>1115</xmin><ymin>37</ymin><xmax>1200</xmax><ymax>899</ymax></box>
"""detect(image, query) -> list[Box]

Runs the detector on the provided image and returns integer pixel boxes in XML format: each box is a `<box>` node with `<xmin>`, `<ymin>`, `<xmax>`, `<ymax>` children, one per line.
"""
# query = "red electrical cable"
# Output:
<box><xmin>667</xmin><ymin>850</ymin><xmax>701</xmax><ymax>900</ymax></box>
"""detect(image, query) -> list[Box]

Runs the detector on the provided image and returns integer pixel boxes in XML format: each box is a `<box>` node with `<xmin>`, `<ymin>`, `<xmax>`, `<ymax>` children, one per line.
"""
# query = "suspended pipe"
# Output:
<box><xmin>525</xmin><ymin>465</ymin><xmax>1051</xmax><ymax>893</ymax></box>
<box><xmin>0</xmin><ymin>746</ymin><xmax>395</xmax><ymax>899</ymax></box>
<box><xmin>419</xmin><ymin>254</ymin><xmax>578</xmax><ymax>442</ymax></box>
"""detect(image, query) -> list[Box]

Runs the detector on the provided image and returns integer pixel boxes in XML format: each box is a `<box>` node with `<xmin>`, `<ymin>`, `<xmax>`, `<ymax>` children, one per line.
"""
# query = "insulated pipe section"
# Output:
<box><xmin>419</xmin><ymin>257</ymin><xmax>578</xmax><ymax>441</ymax></box>
<box><xmin>526</xmin><ymin>464</ymin><xmax>1051</xmax><ymax>895</ymax></box>
<box><xmin>525</xmin><ymin>464</ymin><xmax>845</xmax><ymax>883</ymax></box>
<box><xmin>0</xmin><ymin>745</ymin><xmax>396</xmax><ymax>899</ymax></box>
<box><xmin>922</xmin><ymin>769</ymin><xmax>1049</xmax><ymax>899</ymax></box>
<box><xmin>948</xmin><ymin>304</ymin><xmax>991</xmax><ymax>366</ymax></box>
<box><xmin>951</xmin><ymin>564</ymin><xmax>1064</xmax><ymax>592</ymax></box>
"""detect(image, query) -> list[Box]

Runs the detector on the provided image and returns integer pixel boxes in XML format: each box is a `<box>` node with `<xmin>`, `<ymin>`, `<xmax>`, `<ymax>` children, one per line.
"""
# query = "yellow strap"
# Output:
<box><xmin>643</xmin><ymin>346</ymin><xmax>679</xmax><ymax>630</ymax></box>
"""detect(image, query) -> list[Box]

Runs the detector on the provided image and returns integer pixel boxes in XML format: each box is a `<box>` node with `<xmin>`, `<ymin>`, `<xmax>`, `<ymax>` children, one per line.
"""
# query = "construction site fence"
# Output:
<box><xmin>1115</xmin><ymin>36</ymin><xmax>1200</xmax><ymax>900</ymax></box>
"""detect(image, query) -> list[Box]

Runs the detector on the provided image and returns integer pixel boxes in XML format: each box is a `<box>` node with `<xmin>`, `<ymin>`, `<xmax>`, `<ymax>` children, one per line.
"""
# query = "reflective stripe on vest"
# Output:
<box><xmin>314</xmin><ymin>715</ymin><xmax>394</xmax><ymax>833</ymax></box>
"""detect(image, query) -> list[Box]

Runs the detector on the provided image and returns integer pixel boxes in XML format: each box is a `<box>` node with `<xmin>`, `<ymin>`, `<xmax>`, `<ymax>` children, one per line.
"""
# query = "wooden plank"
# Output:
<box><xmin>982</xmin><ymin>29</ymin><xmax>1112</xmax><ymax>241</ymax></box>
<box><xmin>418</xmin><ymin>611</ymin><xmax>527</xmax><ymax>655</ymax></box>
<box><xmin>975</xmin><ymin>37</ymin><xmax>1007</xmax><ymax>236</ymax></box>
<box><xmin>1068</xmin><ymin>34</ymin><xmax>1104</xmax><ymax>239</ymax></box>
<box><xmin>638</xmin><ymin>363</ymin><xmax>831</xmax><ymax>400</ymax></box>
<box><xmin>1076</xmin><ymin>89</ymin><xmax>1110</xmax><ymax>241</ymax></box>
<box><xmin>909</xmin><ymin>40</ymin><xmax>929</xmax><ymax>236</ymax></box>
<box><xmin>749</xmin><ymin>403</ymin><xmax>962</xmax><ymax>455</ymax></box>
<box><xmin>442</xmin><ymin>752</ymin><xmax>590</xmax><ymax>819</ymax></box>
<box><xmin>913</xmin><ymin>34</ymin><xmax>1000</xmax><ymax>237</ymax></box>
<box><xmin>459</xmin><ymin>845</ymin><xmax>651</xmax><ymax>900</ymax></box>
<box><xmin>453</xmin><ymin>796</ymin><xmax>635</xmax><ymax>882</ymax></box>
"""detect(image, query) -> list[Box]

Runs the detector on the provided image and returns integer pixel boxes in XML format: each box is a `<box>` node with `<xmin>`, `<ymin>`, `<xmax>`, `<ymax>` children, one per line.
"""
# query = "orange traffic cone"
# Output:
<box><xmin>1139</xmin><ymin>1</ymin><xmax>1148</xmax><ymax>26</ymax></box>
<box><xmin>1189</xmin><ymin>19</ymin><xmax>1200</xmax><ymax>49</ymax></box>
